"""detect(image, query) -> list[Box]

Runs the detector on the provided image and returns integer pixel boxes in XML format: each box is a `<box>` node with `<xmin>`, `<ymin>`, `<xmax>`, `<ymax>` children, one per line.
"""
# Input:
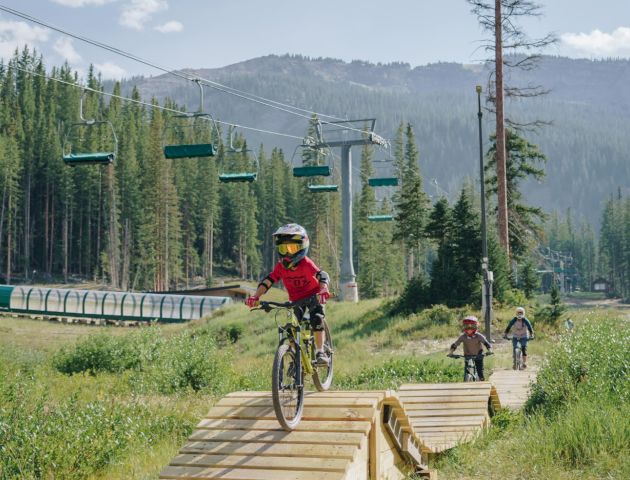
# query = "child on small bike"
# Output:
<box><xmin>503</xmin><ymin>306</ymin><xmax>534</xmax><ymax>369</ymax></box>
<box><xmin>448</xmin><ymin>316</ymin><xmax>493</xmax><ymax>381</ymax></box>
<box><xmin>246</xmin><ymin>223</ymin><xmax>331</xmax><ymax>365</ymax></box>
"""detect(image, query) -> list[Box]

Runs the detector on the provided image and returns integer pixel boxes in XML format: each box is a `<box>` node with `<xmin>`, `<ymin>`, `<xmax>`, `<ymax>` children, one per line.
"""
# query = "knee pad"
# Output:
<box><xmin>310</xmin><ymin>313</ymin><xmax>325</xmax><ymax>332</ymax></box>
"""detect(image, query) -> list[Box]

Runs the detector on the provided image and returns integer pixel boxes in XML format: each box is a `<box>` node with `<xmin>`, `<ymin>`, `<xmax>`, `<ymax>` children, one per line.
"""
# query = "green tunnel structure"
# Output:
<box><xmin>0</xmin><ymin>286</ymin><xmax>231</xmax><ymax>323</ymax></box>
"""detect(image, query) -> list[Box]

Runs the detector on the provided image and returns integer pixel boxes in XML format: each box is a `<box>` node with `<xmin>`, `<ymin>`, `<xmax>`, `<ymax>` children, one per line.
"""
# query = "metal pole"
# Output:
<box><xmin>340</xmin><ymin>144</ymin><xmax>358</xmax><ymax>302</ymax></box>
<box><xmin>477</xmin><ymin>85</ymin><xmax>493</xmax><ymax>340</ymax></box>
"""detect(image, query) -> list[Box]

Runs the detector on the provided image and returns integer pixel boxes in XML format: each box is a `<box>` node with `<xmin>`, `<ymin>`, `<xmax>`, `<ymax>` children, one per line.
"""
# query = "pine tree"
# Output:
<box><xmin>486</xmin><ymin>129</ymin><xmax>547</xmax><ymax>259</ymax></box>
<box><xmin>393</xmin><ymin>123</ymin><xmax>430</xmax><ymax>279</ymax></box>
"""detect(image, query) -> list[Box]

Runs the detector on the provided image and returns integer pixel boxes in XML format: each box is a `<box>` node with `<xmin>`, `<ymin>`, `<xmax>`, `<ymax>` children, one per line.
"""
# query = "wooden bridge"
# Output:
<box><xmin>160</xmin><ymin>369</ymin><xmax>536</xmax><ymax>479</ymax></box>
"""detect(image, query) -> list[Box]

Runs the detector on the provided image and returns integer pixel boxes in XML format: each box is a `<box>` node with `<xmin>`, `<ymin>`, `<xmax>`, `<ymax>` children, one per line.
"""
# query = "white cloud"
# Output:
<box><xmin>155</xmin><ymin>20</ymin><xmax>182</xmax><ymax>33</ymax></box>
<box><xmin>94</xmin><ymin>61</ymin><xmax>127</xmax><ymax>79</ymax></box>
<box><xmin>0</xmin><ymin>20</ymin><xmax>49</xmax><ymax>59</ymax></box>
<box><xmin>120</xmin><ymin>0</ymin><xmax>168</xmax><ymax>30</ymax></box>
<box><xmin>52</xmin><ymin>0</ymin><xmax>117</xmax><ymax>7</ymax></box>
<box><xmin>53</xmin><ymin>37</ymin><xmax>82</xmax><ymax>64</ymax></box>
<box><xmin>561</xmin><ymin>27</ymin><xmax>630</xmax><ymax>58</ymax></box>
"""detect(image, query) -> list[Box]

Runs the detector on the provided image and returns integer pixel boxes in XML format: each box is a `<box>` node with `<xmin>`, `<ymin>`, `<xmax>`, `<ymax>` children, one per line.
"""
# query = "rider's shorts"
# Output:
<box><xmin>512</xmin><ymin>337</ymin><xmax>528</xmax><ymax>355</ymax></box>
<box><xmin>293</xmin><ymin>298</ymin><xmax>325</xmax><ymax>332</ymax></box>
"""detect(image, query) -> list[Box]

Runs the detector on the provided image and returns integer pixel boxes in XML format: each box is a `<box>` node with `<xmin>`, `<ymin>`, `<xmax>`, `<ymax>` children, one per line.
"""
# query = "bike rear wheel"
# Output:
<box><xmin>312</xmin><ymin>319</ymin><xmax>334</xmax><ymax>391</ymax></box>
<box><xmin>272</xmin><ymin>344</ymin><xmax>304</xmax><ymax>430</ymax></box>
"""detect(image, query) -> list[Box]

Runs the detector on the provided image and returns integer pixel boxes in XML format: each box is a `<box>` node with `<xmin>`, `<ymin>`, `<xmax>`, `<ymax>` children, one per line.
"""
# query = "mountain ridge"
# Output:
<box><xmin>114</xmin><ymin>54</ymin><xmax>630</xmax><ymax>228</ymax></box>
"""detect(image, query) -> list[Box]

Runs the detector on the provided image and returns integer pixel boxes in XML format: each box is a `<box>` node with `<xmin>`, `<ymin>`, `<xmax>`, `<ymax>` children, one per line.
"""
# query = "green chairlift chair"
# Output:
<box><xmin>218</xmin><ymin>126</ymin><xmax>258</xmax><ymax>183</ymax></box>
<box><xmin>62</xmin><ymin>91</ymin><xmax>117</xmax><ymax>166</ymax></box>
<box><xmin>163</xmin><ymin>79</ymin><xmax>218</xmax><ymax>160</ymax></box>
<box><xmin>291</xmin><ymin>137</ymin><xmax>338</xmax><ymax>193</ymax></box>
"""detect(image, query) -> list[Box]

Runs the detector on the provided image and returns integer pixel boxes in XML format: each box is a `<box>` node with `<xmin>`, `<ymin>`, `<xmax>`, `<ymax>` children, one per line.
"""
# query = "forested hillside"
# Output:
<box><xmin>1</xmin><ymin>49</ymin><xmax>628</xmax><ymax>294</ymax></box>
<box><xmin>121</xmin><ymin>55</ymin><xmax>630</xmax><ymax>228</ymax></box>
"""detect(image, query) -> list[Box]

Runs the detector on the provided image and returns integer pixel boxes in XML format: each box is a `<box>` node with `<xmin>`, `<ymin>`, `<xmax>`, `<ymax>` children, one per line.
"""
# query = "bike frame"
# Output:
<box><xmin>276</xmin><ymin>314</ymin><xmax>315</xmax><ymax>382</ymax></box>
<box><xmin>448</xmin><ymin>352</ymin><xmax>492</xmax><ymax>382</ymax></box>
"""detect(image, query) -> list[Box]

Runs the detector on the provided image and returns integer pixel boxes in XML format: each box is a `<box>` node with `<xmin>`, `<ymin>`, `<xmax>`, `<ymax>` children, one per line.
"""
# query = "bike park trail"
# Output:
<box><xmin>159</xmin><ymin>370</ymin><xmax>537</xmax><ymax>480</ymax></box>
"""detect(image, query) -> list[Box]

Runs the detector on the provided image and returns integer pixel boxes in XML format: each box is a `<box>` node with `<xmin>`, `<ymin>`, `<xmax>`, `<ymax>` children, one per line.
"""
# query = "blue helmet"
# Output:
<box><xmin>273</xmin><ymin>223</ymin><xmax>309</xmax><ymax>269</ymax></box>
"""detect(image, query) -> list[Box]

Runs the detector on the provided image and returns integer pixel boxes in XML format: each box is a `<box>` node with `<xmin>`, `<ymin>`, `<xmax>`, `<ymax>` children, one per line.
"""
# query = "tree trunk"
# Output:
<box><xmin>23</xmin><ymin>172</ymin><xmax>31</xmax><ymax>280</ymax></box>
<box><xmin>63</xmin><ymin>202</ymin><xmax>69</xmax><ymax>283</ymax></box>
<box><xmin>107</xmin><ymin>164</ymin><xmax>120</xmax><ymax>288</ymax></box>
<box><xmin>495</xmin><ymin>0</ymin><xmax>510</xmax><ymax>256</ymax></box>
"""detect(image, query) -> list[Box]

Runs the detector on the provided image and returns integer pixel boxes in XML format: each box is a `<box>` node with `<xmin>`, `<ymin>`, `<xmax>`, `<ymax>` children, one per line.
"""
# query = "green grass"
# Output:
<box><xmin>0</xmin><ymin>296</ymin><xmax>627</xmax><ymax>479</ymax></box>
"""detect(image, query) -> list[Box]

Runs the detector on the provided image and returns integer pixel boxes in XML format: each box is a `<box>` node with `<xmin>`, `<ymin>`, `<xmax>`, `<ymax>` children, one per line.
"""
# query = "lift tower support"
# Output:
<box><xmin>312</xmin><ymin>119</ymin><xmax>387</xmax><ymax>302</ymax></box>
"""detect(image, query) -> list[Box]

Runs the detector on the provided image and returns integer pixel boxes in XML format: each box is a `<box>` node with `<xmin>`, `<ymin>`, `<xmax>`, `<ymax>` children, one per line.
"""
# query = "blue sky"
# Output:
<box><xmin>1</xmin><ymin>0</ymin><xmax>630</xmax><ymax>79</ymax></box>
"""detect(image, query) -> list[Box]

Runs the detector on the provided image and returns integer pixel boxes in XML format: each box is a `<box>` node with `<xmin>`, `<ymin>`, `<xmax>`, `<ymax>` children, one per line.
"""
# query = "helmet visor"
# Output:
<box><xmin>277</xmin><ymin>243</ymin><xmax>301</xmax><ymax>256</ymax></box>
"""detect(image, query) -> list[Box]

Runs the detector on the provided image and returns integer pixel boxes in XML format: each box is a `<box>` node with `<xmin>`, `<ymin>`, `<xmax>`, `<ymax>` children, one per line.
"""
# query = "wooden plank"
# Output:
<box><xmin>403</xmin><ymin>402</ymin><xmax>488</xmax><ymax>410</ymax></box>
<box><xmin>179</xmin><ymin>441</ymin><xmax>357</xmax><ymax>459</ymax></box>
<box><xmin>400</xmin><ymin>388</ymin><xmax>490</xmax><ymax>402</ymax></box>
<box><xmin>226</xmin><ymin>391</ymin><xmax>386</xmax><ymax>400</ymax></box>
<box><xmin>410</xmin><ymin>416</ymin><xmax>486</xmax><ymax>427</ymax></box>
<box><xmin>413</xmin><ymin>425</ymin><xmax>480</xmax><ymax>432</ymax></box>
<box><xmin>159</xmin><ymin>465</ymin><xmax>345</xmax><ymax>480</ymax></box>
<box><xmin>216</xmin><ymin>397</ymin><xmax>378</xmax><ymax>408</ymax></box>
<box><xmin>169</xmin><ymin>453</ymin><xmax>348</xmax><ymax>472</ymax></box>
<box><xmin>405</xmin><ymin>409</ymin><xmax>487</xmax><ymax>417</ymax></box>
<box><xmin>188</xmin><ymin>429</ymin><xmax>365</xmax><ymax>446</ymax></box>
<box><xmin>399</xmin><ymin>383</ymin><xmax>490</xmax><ymax>390</ymax></box>
<box><xmin>205</xmin><ymin>406</ymin><xmax>376</xmax><ymax>421</ymax></box>
<box><xmin>195</xmin><ymin>419</ymin><xmax>372</xmax><ymax>434</ymax></box>
<box><xmin>401</xmin><ymin>393</ymin><xmax>488</xmax><ymax>406</ymax></box>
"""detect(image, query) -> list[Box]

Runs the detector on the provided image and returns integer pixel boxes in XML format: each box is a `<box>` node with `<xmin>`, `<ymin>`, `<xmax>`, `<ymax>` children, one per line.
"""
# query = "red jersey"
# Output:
<box><xmin>269</xmin><ymin>256</ymin><xmax>321</xmax><ymax>301</ymax></box>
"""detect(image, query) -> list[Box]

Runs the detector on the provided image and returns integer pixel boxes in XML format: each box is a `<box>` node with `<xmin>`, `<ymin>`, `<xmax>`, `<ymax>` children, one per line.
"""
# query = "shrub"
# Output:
<box><xmin>53</xmin><ymin>328</ymin><xmax>242</xmax><ymax>396</ymax></box>
<box><xmin>134</xmin><ymin>332</ymin><xmax>238</xmax><ymax>395</ymax></box>
<box><xmin>422</xmin><ymin>304</ymin><xmax>457</xmax><ymax>325</ymax></box>
<box><xmin>53</xmin><ymin>332</ymin><xmax>144</xmax><ymax>375</ymax></box>
<box><xmin>527</xmin><ymin>319</ymin><xmax>629</xmax><ymax>414</ymax></box>
<box><xmin>0</xmin><ymin>379</ymin><xmax>189</xmax><ymax>479</ymax></box>
<box><xmin>337</xmin><ymin>357</ymin><xmax>460</xmax><ymax>390</ymax></box>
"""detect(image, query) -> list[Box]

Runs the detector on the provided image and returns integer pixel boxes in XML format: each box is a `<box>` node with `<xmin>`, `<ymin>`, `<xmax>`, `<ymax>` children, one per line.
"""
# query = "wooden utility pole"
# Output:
<box><xmin>495</xmin><ymin>0</ymin><xmax>509</xmax><ymax>256</ymax></box>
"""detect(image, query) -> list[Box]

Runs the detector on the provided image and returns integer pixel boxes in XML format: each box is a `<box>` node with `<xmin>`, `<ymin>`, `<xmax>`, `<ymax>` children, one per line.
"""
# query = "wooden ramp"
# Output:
<box><xmin>159</xmin><ymin>390</ymin><xmax>410</xmax><ymax>480</ymax></box>
<box><xmin>161</xmin><ymin>374</ymin><xmax>535</xmax><ymax>479</ymax></box>
<box><xmin>489</xmin><ymin>368</ymin><xmax>538</xmax><ymax>410</ymax></box>
<box><xmin>396</xmin><ymin>382</ymin><xmax>491</xmax><ymax>454</ymax></box>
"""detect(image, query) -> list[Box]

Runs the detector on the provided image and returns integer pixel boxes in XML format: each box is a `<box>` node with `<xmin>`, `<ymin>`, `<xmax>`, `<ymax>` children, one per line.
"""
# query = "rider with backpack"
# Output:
<box><xmin>503</xmin><ymin>307</ymin><xmax>535</xmax><ymax>369</ymax></box>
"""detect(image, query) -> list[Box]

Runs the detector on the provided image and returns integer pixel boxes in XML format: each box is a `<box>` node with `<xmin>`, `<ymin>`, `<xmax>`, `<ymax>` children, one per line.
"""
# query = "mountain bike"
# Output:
<box><xmin>252</xmin><ymin>295</ymin><xmax>333</xmax><ymax>430</ymax></box>
<box><xmin>447</xmin><ymin>352</ymin><xmax>493</xmax><ymax>382</ymax></box>
<box><xmin>505</xmin><ymin>335</ymin><xmax>533</xmax><ymax>370</ymax></box>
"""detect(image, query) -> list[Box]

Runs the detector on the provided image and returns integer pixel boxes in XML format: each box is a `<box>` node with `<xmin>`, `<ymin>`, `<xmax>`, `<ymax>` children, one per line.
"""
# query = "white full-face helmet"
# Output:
<box><xmin>272</xmin><ymin>223</ymin><xmax>309</xmax><ymax>269</ymax></box>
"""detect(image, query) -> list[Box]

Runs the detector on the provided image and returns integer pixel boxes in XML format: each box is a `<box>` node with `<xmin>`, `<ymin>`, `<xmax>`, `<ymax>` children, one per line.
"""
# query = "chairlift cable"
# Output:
<box><xmin>13</xmin><ymin>65</ymin><xmax>303</xmax><ymax>141</ymax></box>
<box><xmin>0</xmin><ymin>4</ymin><xmax>353</xmax><ymax>125</ymax></box>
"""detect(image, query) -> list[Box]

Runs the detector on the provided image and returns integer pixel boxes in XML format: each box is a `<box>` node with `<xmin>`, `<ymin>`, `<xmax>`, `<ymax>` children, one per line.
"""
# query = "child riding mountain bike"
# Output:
<box><xmin>448</xmin><ymin>316</ymin><xmax>493</xmax><ymax>381</ymax></box>
<box><xmin>503</xmin><ymin>306</ymin><xmax>535</xmax><ymax>369</ymax></box>
<box><xmin>246</xmin><ymin>223</ymin><xmax>331</xmax><ymax>365</ymax></box>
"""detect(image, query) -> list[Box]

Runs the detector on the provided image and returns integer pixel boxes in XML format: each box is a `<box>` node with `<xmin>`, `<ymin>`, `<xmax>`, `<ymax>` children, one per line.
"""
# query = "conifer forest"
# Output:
<box><xmin>0</xmin><ymin>49</ymin><xmax>629</xmax><ymax>304</ymax></box>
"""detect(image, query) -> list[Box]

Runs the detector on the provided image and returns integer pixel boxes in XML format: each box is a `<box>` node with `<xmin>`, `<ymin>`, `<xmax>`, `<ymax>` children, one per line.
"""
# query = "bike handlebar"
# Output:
<box><xmin>504</xmin><ymin>335</ymin><xmax>534</xmax><ymax>340</ymax></box>
<box><xmin>251</xmin><ymin>295</ymin><xmax>319</xmax><ymax>313</ymax></box>
<box><xmin>447</xmin><ymin>352</ymin><xmax>494</xmax><ymax>359</ymax></box>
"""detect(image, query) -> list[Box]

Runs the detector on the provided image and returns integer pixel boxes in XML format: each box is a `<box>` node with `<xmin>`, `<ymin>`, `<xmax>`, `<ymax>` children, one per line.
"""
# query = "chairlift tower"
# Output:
<box><xmin>311</xmin><ymin>119</ymin><xmax>387</xmax><ymax>302</ymax></box>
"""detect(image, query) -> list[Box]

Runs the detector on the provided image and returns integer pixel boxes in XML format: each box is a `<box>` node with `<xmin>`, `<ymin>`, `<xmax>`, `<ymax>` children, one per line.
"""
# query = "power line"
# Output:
<box><xmin>13</xmin><ymin>65</ymin><xmax>303</xmax><ymax>141</ymax></box>
<box><xmin>0</xmin><ymin>4</ymin><xmax>353</xmax><ymax>125</ymax></box>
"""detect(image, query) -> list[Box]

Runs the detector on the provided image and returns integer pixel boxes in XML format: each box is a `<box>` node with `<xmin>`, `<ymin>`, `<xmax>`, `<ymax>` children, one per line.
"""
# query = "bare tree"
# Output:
<box><xmin>468</xmin><ymin>0</ymin><xmax>557</xmax><ymax>256</ymax></box>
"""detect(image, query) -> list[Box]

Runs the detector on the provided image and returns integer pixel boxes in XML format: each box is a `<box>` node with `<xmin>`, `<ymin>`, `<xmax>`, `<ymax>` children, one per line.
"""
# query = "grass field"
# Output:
<box><xmin>0</xmin><ymin>287</ymin><xmax>627</xmax><ymax>479</ymax></box>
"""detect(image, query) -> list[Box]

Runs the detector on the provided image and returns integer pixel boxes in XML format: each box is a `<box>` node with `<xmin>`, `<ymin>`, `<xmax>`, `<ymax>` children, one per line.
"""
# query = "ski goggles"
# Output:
<box><xmin>277</xmin><ymin>243</ymin><xmax>302</xmax><ymax>256</ymax></box>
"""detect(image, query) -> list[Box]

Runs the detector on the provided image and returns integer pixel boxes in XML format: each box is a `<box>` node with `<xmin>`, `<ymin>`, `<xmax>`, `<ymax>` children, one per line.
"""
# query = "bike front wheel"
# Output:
<box><xmin>312</xmin><ymin>319</ymin><xmax>334</xmax><ymax>391</ymax></box>
<box><xmin>272</xmin><ymin>344</ymin><xmax>304</xmax><ymax>431</ymax></box>
<box><xmin>514</xmin><ymin>348</ymin><xmax>523</xmax><ymax>371</ymax></box>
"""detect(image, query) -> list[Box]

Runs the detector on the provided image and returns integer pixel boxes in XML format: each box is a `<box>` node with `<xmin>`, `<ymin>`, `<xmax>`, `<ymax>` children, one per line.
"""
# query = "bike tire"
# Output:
<box><xmin>312</xmin><ymin>319</ymin><xmax>334</xmax><ymax>391</ymax></box>
<box><xmin>515</xmin><ymin>348</ymin><xmax>523</xmax><ymax>371</ymax></box>
<box><xmin>272</xmin><ymin>344</ymin><xmax>304</xmax><ymax>431</ymax></box>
